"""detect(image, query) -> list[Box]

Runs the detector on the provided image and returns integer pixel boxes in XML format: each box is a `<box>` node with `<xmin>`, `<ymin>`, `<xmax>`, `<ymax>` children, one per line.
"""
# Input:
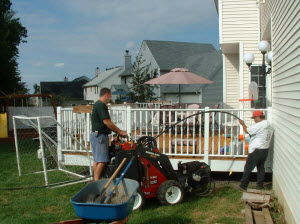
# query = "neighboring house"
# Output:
<box><xmin>136</xmin><ymin>40</ymin><xmax>223</xmax><ymax>105</ymax></box>
<box><xmin>83</xmin><ymin>51</ymin><xmax>133</xmax><ymax>103</ymax></box>
<box><xmin>215</xmin><ymin>0</ymin><xmax>300</xmax><ymax>223</ymax></box>
<box><xmin>40</xmin><ymin>76</ymin><xmax>90</xmax><ymax>106</ymax></box>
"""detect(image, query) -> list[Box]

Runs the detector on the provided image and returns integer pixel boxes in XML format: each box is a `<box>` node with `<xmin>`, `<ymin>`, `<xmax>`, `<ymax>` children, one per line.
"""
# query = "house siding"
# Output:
<box><xmin>220</xmin><ymin>0</ymin><xmax>265</xmax><ymax>109</ymax></box>
<box><xmin>221</xmin><ymin>0</ymin><xmax>259</xmax><ymax>43</ymax></box>
<box><xmin>224</xmin><ymin>53</ymin><xmax>239</xmax><ymax>108</ymax></box>
<box><xmin>260</xmin><ymin>0</ymin><xmax>272</xmax><ymax>40</ymax></box>
<box><xmin>84</xmin><ymin>85</ymin><xmax>99</xmax><ymax>103</ymax></box>
<box><xmin>139</xmin><ymin>42</ymin><xmax>161</xmax><ymax>100</ymax></box>
<box><xmin>270</xmin><ymin>0</ymin><xmax>300</xmax><ymax>223</ymax></box>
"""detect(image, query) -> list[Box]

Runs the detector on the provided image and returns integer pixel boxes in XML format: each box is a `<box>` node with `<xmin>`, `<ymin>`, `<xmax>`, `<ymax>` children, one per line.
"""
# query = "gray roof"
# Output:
<box><xmin>144</xmin><ymin>40</ymin><xmax>222</xmax><ymax>93</ymax></box>
<box><xmin>72</xmin><ymin>76</ymin><xmax>91</xmax><ymax>82</ymax></box>
<box><xmin>83</xmin><ymin>67</ymin><xmax>122</xmax><ymax>87</ymax></box>
<box><xmin>119</xmin><ymin>66</ymin><xmax>133</xmax><ymax>77</ymax></box>
<box><xmin>40</xmin><ymin>78</ymin><xmax>89</xmax><ymax>99</ymax></box>
<box><xmin>161</xmin><ymin>50</ymin><xmax>222</xmax><ymax>93</ymax></box>
<box><xmin>144</xmin><ymin>40</ymin><xmax>216</xmax><ymax>71</ymax></box>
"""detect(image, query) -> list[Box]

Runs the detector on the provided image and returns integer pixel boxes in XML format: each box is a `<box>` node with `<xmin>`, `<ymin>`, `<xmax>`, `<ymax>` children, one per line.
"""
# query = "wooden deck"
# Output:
<box><xmin>65</xmin><ymin>130</ymin><xmax>249</xmax><ymax>162</ymax></box>
<box><xmin>134</xmin><ymin>130</ymin><xmax>248</xmax><ymax>154</ymax></box>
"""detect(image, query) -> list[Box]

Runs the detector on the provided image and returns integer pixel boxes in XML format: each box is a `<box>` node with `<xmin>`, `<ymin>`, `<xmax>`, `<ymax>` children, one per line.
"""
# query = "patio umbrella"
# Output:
<box><xmin>144</xmin><ymin>68</ymin><xmax>214</xmax><ymax>103</ymax></box>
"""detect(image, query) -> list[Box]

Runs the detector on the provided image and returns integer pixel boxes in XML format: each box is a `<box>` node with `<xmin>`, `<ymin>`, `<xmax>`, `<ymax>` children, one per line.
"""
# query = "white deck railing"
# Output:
<box><xmin>57</xmin><ymin>106</ymin><xmax>271</xmax><ymax>165</ymax></box>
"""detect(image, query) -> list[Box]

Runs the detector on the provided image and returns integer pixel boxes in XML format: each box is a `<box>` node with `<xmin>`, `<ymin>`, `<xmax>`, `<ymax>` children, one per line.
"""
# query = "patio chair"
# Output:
<box><xmin>172</xmin><ymin>104</ymin><xmax>201</xmax><ymax>135</ymax></box>
<box><xmin>174</xmin><ymin>103</ymin><xmax>186</xmax><ymax>109</ymax></box>
<box><xmin>185</xmin><ymin>104</ymin><xmax>201</xmax><ymax>134</ymax></box>
<box><xmin>159</xmin><ymin>104</ymin><xmax>175</xmax><ymax>127</ymax></box>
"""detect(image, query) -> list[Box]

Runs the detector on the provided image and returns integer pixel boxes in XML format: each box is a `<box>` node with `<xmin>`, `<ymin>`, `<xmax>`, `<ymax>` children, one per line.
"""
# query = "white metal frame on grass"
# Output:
<box><xmin>13</xmin><ymin>115</ymin><xmax>93</xmax><ymax>187</ymax></box>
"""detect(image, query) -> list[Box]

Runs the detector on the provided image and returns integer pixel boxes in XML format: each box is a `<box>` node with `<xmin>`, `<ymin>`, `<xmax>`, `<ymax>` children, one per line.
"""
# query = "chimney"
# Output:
<box><xmin>123</xmin><ymin>50</ymin><xmax>131</xmax><ymax>70</ymax></box>
<box><xmin>95</xmin><ymin>67</ymin><xmax>101</xmax><ymax>77</ymax></box>
<box><xmin>64</xmin><ymin>77</ymin><xmax>68</xmax><ymax>82</ymax></box>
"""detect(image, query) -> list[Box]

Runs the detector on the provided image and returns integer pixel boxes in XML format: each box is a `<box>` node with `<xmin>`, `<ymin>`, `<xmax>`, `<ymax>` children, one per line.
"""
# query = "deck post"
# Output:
<box><xmin>126</xmin><ymin>106</ymin><xmax>132</xmax><ymax>136</ymax></box>
<box><xmin>57</xmin><ymin>107</ymin><xmax>63</xmax><ymax>162</ymax></box>
<box><xmin>204</xmin><ymin>107</ymin><xmax>210</xmax><ymax>164</ymax></box>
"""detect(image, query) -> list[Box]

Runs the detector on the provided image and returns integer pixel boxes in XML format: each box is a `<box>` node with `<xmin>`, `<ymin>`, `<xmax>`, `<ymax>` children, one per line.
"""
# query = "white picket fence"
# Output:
<box><xmin>56</xmin><ymin>105</ymin><xmax>272</xmax><ymax>172</ymax></box>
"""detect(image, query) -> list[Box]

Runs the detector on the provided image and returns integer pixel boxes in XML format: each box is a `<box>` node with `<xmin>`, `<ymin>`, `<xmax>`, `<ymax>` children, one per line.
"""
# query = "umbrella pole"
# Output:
<box><xmin>179</xmin><ymin>84</ymin><xmax>181</xmax><ymax>104</ymax></box>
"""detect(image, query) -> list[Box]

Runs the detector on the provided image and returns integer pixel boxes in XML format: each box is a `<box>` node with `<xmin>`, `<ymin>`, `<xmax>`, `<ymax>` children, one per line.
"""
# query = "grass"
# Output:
<box><xmin>0</xmin><ymin>142</ymin><xmax>284</xmax><ymax>224</ymax></box>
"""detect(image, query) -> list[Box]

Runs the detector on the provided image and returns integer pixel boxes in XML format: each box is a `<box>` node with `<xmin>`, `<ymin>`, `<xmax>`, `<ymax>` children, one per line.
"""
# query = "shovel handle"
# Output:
<box><xmin>103</xmin><ymin>158</ymin><xmax>127</xmax><ymax>189</ymax></box>
<box><xmin>104</xmin><ymin>156</ymin><xmax>135</xmax><ymax>204</ymax></box>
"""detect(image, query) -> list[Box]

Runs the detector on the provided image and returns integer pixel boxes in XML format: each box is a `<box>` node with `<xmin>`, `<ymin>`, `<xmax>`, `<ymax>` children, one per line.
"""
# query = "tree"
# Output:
<box><xmin>53</xmin><ymin>94</ymin><xmax>70</xmax><ymax>107</ymax></box>
<box><xmin>0</xmin><ymin>0</ymin><xmax>28</xmax><ymax>95</ymax></box>
<box><xmin>33</xmin><ymin>83</ymin><xmax>40</xmax><ymax>94</ymax></box>
<box><xmin>128</xmin><ymin>55</ymin><xmax>158</xmax><ymax>103</ymax></box>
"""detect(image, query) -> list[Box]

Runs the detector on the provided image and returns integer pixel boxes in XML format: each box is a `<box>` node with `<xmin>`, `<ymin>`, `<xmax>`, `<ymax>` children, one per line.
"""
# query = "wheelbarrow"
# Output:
<box><xmin>70</xmin><ymin>177</ymin><xmax>139</xmax><ymax>223</ymax></box>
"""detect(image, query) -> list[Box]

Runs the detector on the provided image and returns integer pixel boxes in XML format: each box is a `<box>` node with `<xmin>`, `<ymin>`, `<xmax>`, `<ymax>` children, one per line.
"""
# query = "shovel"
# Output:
<box><xmin>103</xmin><ymin>156</ymin><xmax>135</xmax><ymax>204</ymax></box>
<box><xmin>94</xmin><ymin>158</ymin><xmax>127</xmax><ymax>203</ymax></box>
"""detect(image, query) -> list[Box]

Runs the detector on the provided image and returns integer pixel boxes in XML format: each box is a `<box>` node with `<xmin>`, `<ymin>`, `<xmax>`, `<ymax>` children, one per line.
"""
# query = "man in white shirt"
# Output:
<box><xmin>239</xmin><ymin>110</ymin><xmax>273</xmax><ymax>190</ymax></box>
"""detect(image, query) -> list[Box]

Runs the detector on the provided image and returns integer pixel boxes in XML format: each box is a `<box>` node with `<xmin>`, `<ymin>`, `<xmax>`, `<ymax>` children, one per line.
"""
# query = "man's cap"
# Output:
<box><xmin>251</xmin><ymin>110</ymin><xmax>264</xmax><ymax>118</ymax></box>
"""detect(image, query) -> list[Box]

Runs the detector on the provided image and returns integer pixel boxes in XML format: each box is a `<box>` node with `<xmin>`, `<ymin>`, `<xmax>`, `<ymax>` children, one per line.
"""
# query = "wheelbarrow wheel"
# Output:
<box><xmin>133</xmin><ymin>188</ymin><xmax>145</xmax><ymax>210</ymax></box>
<box><xmin>157</xmin><ymin>180</ymin><xmax>184</xmax><ymax>205</ymax></box>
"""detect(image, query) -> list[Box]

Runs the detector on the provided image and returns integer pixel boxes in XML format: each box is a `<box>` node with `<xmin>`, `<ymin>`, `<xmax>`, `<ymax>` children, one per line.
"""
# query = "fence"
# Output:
<box><xmin>57</xmin><ymin>105</ymin><xmax>272</xmax><ymax>172</ymax></box>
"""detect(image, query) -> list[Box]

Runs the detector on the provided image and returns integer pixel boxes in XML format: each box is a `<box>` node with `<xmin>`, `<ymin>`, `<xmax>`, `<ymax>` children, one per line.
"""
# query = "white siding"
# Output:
<box><xmin>270</xmin><ymin>0</ymin><xmax>300</xmax><ymax>223</ymax></box>
<box><xmin>138</xmin><ymin>41</ymin><xmax>161</xmax><ymax>99</ymax></box>
<box><xmin>221</xmin><ymin>0</ymin><xmax>259</xmax><ymax>43</ymax></box>
<box><xmin>259</xmin><ymin>0</ymin><xmax>272</xmax><ymax>40</ymax></box>
<box><xmin>84</xmin><ymin>86</ymin><xmax>99</xmax><ymax>103</ymax></box>
<box><xmin>224</xmin><ymin>53</ymin><xmax>239</xmax><ymax>108</ymax></box>
<box><xmin>220</xmin><ymin>0</ymin><xmax>265</xmax><ymax>109</ymax></box>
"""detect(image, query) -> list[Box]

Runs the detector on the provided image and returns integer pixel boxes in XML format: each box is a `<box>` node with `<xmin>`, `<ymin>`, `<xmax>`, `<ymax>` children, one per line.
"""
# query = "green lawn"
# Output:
<box><xmin>0</xmin><ymin>142</ymin><xmax>283</xmax><ymax>224</ymax></box>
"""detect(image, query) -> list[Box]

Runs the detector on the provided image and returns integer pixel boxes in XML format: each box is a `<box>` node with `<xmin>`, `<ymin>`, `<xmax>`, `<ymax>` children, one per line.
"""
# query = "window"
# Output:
<box><xmin>124</xmin><ymin>78</ymin><xmax>126</xmax><ymax>84</ymax></box>
<box><xmin>251</xmin><ymin>65</ymin><xmax>266</xmax><ymax>108</ymax></box>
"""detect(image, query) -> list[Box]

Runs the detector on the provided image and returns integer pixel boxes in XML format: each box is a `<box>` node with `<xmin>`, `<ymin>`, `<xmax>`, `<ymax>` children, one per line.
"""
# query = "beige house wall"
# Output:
<box><xmin>267</xmin><ymin>0</ymin><xmax>300</xmax><ymax>223</ymax></box>
<box><xmin>219</xmin><ymin>0</ymin><xmax>264</xmax><ymax>108</ymax></box>
<box><xmin>223</xmin><ymin>53</ymin><xmax>239</xmax><ymax>106</ymax></box>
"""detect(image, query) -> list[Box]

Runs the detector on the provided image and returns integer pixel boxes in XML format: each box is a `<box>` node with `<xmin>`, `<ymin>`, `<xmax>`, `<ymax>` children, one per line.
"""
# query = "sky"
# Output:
<box><xmin>11</xmin><ymin>0</ymin><xmax>220</xmax><ymax>93</ymax></box>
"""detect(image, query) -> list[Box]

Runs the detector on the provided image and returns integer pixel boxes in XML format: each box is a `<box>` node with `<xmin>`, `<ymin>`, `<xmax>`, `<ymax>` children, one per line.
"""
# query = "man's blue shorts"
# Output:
<box><xmin>90</xmin><ymin>132</ymin><xmax>109</xmax><ymax>163</ymax></box>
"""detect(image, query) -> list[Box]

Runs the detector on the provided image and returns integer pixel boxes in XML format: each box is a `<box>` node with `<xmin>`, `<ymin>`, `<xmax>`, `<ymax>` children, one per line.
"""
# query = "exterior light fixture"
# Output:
<box><xmin>243</xmin><ymin>40</ymin><xmax>272</xmax><ymax>108</ymax></box>
<box><xmin>243</xmin><ymin>40</ymin><xmax>272</xmax><ymax>74</ymax></box>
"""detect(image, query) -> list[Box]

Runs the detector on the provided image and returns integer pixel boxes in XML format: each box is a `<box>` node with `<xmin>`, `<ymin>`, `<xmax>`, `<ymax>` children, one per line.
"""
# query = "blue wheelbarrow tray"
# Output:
<box><xmin>70</xmin><ymin>178</ymin><xmax>139</xmax><ymax>221</ymax></box>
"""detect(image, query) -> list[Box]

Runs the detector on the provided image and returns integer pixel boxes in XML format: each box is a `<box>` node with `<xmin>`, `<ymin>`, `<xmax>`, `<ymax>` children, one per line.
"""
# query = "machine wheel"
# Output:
<box><xmin>133</xmin><ymin>188</ymin><xmax>145</xmax><ymax>210</ymax></box>
<box><xmin>193</xmin><ymin>176</ymin><xmax>215</xmax><ymax>196</ymax></box>
<box><xmin>136</xmin><ymin>136</ymin><xmax>157</xmax><ymax>151</ymax></box>
<box><xmin>157</xmin><ymin>180</ymin><xmax>184</xmax><ymax>205</ymax></box>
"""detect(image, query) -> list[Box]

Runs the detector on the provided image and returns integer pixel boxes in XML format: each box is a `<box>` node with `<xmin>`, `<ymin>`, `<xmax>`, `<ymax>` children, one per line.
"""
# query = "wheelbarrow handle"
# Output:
<box><xmin>104</xmin><ymin>156</ymin><xmax>135</xmax><ymax>204</ymax></box>
<box><xmin>99</xmin><ymin>158</ymin><xmax>127</xmax><ymax>197</ymax></box>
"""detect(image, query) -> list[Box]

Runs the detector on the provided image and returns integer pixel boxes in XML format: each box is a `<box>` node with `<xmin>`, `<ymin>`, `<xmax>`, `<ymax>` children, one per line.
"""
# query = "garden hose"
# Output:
<box><xmin>155</xmin><ymin>110</ymin><xmax>241</xmax><ymax>139</ymax></box>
